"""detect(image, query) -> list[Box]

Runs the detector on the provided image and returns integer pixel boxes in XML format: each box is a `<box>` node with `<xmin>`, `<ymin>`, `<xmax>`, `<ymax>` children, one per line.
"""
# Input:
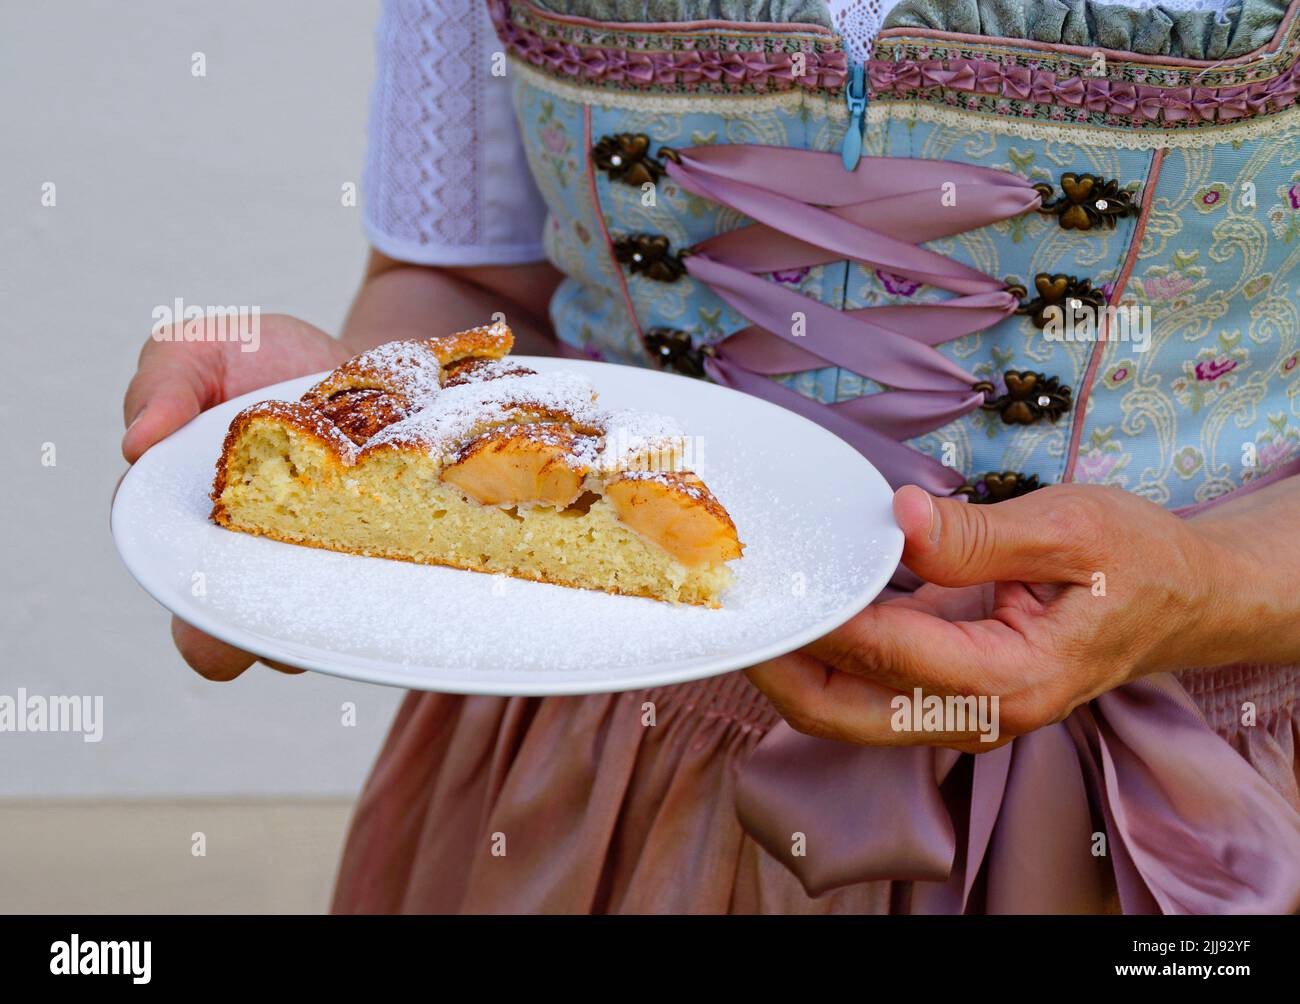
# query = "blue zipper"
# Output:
<box><xmin>841</xmin><ymin>61</ymin><xmax>867</xmax><ymax>172</ymax></box>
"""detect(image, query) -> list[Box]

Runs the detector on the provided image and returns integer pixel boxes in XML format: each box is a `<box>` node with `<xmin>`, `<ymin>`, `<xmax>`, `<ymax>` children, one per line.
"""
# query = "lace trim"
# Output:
<box><xmin>833</xmin><ymin>0</ymin><xmax>898</xmax><ymax>61</ymax></box>
<box><xmin>509</xmin><ymin>56</ymin><xmax>846</xmax><ymax>112</ymax></box>
<box><xmin>867</xmin><ymin>54</ymin><xmax>1300</xmax><ymax>129</ymax></box>
<box><xmin>367</xmin><ymin>1</ymin><xmax>483</xmax><ymax>249</ymax></box>
<box><xmin>513</xmin><ymin>55</ymin><xmax>1300</xmax><ymax>148</ymax></box>
<box><xmin>490</xmin><ymin>0</ymin><xmax>849</xmax><ymax>95</ymax></box>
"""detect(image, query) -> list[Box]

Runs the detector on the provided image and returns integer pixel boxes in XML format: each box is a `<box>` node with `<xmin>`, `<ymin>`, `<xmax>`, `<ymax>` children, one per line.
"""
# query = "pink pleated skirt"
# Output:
<box><xmin>331</xmin><ymin>663</ymin><xmax>1300</xmax><ymax>914</ymax></box>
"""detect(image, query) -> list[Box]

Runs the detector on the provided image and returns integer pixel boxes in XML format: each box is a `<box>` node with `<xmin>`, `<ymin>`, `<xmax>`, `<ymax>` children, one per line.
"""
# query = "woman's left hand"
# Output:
<box><xmin>746</xmin><ymin>483</ymin><xmax>1254</xmax><ymax>753</ymax></box>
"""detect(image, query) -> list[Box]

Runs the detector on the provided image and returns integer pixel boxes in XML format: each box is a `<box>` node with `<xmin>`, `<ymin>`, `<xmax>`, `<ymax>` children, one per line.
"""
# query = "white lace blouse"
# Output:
<box><xmin>362</xmin><ymin>0</ymin><xmax>1227</xmax><ymax>266</ymax></box>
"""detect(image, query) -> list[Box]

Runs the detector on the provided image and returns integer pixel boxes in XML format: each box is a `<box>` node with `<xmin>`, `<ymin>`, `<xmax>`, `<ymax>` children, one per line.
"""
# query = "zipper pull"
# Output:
<box><xmin>841</xmin><ymin>62</ymin><xmax>867</xmax><ymax>172</ymax></box>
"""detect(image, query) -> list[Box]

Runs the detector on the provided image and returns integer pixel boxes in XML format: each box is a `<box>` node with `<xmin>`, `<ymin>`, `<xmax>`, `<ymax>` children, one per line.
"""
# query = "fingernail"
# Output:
<box><xmin>926</xmin><ymin>492</ymin><xmax>941</xmax><ymax>544</ymax></box>
<box><xmin>122</xmin><ymin>407</ymin><xmax>149</xmax><ymax>462</ymax></box>
<box><xmin>125</xmin><ymin>405</ymin><xmax>148</xmax><ymax>438</ymax></box>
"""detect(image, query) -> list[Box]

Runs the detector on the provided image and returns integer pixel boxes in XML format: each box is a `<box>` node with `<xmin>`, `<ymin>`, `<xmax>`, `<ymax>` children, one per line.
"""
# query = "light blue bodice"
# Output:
<box><xmin>492</xmin><ymin>0</ymin><xmax>1300</xmax><ymax>509</ymax></box>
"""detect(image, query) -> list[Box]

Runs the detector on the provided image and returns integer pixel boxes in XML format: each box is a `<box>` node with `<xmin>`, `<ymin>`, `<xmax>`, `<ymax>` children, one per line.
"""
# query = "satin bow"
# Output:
<box><xmin>736</xmin><ymin>674</ymin><xmax>1300</xmax><ymax>912</ymax></box>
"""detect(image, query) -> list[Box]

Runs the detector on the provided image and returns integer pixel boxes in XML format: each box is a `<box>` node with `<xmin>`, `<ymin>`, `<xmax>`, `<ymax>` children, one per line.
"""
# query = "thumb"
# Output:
<box><xmin>893</xmin><ymin>484</ymin><xmax>1092</xmax><ymax>587</ymax></box>
<box><xmin>122</xmin><ymin>340</ymin><xmax>222</xmax><ymax>463</ymax></box>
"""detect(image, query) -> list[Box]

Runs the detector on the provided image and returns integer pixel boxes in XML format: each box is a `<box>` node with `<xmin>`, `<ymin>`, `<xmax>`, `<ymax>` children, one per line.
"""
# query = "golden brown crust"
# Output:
<box><xmin>443</xmin><ymin>356</ymin><xmax>536</xmax><ymax>387</ymax></box>
<box><xmin>296</xmin><ymin>322</ymin><xmax>512</xmax><ymax>412</ymax></box>
<box><xmin>299</xmin><ymin>339</ymin><xmax>442</xmax><ymax>410</ymax></box>
<box><xmin>315</xmin><ymin>388</ymin><xmax>409</xmax><ymax>445</ymax></box>
<box><xmin>426</xmin><ymin>321</ymin><xmax>514</xmax><ymax>366</ymax></box>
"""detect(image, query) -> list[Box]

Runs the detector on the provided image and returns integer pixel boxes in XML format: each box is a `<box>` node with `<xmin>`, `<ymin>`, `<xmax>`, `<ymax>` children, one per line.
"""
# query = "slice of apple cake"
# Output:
<box><xmin>210</xmin><ymin>322</ymin><xmax>743</xmax><ymax>605</ymax></box>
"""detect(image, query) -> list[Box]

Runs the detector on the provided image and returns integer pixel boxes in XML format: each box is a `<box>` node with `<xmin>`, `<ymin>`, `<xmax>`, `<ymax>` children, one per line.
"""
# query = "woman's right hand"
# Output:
<box><xmin>122</xmin><ymin>313</ymin><xmax>353</xmax><ymax>680</ymax></box>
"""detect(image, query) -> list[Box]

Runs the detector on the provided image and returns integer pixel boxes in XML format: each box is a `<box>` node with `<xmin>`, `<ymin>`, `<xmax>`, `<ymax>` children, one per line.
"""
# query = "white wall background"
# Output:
<box><xmin>0</xmin><ymin>0</ymin><xmax>407</xmax><ymax>799</ymax></box>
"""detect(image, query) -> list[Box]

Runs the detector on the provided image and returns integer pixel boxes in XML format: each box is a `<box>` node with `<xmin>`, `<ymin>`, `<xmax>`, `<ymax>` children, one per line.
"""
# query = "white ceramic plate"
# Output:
<box><xmin>111</xmin><ymin>357</ymin><xmax>902</xmax><ymax>695</ymax></box>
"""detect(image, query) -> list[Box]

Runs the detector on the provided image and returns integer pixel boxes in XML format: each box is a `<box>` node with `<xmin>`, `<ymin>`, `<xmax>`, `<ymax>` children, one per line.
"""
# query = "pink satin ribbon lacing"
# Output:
<box><xmin>664</xmin><ymin>145</ymin><xmax>1040</xmax><ymax>493</ymax></box>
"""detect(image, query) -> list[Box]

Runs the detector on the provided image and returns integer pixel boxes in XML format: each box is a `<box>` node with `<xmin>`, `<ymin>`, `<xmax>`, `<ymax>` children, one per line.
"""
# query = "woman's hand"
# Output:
<box><xmin>123</xmin><ymin>313</ymin><xmax>350</xmax><ymax>464</ymax></box>
<box><xmin>122</xmin><ymin>313</ymin><xmax>352</xmax><ymax>680</ymax></box>
<box><xmin>746</xmin><ymin>483</ymin><xmax>1262</xmax><ymax>753</ymax></box>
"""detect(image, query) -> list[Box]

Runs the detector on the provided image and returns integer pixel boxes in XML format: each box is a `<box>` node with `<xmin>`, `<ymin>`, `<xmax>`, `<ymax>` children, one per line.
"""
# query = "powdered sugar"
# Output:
<box><xmin>368</xmin><ymin>369</ymin><xmax>600</xmax><ymax>460</ymax></box>
<box><xmin>360</xmin><ymin>363</ymin><xmax>687</xmax><ymax>477</ymax></box>
<box><xmin>443</xmin><ymin>356</ymin><xmax>531</xmax><ymax>386</ymax></box>
<box><xmin>596</xmin><ymin>408</ymin><xmax>685</xmax><ymax>473</ymax></box>
<box><xmin>322</xmin><ymin>339</ymin><xmax>444</xmax><ymax>406</ymax></box>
